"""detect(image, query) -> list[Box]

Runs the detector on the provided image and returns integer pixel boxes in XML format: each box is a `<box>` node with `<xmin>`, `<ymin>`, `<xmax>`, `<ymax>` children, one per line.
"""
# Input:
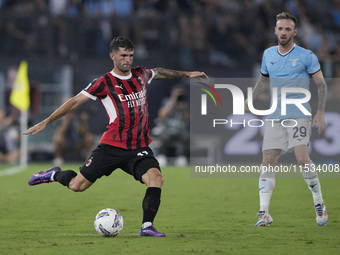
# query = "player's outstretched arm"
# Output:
<box><xmin>312</xmin><ymin>70</ymin><xmax>328</xmax><ymax>134</ymax></box>
<box><xmin>153</xmin><ymin>68</ymin><xmax>208</xmax><ymax>80</ymax></box>
<box><xmin>23</xmin><ymin>92</ymin><xmax>90</xmax><ymax>135</ymax></box>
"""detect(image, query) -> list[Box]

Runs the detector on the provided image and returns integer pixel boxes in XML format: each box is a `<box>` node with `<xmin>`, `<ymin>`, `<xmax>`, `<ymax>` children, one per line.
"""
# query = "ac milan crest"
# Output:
<box><xmin>86</xmin><ymin>157</ymin><xmax>93</xmax><ymax>167</ymax></box>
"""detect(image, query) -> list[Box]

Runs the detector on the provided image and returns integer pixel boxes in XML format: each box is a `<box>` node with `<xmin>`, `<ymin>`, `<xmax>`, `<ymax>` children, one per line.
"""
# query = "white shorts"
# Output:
<box><xmin>262</xmin><ymin>119</ymin><xmax>311</xmax><ymax>153</ymax></box>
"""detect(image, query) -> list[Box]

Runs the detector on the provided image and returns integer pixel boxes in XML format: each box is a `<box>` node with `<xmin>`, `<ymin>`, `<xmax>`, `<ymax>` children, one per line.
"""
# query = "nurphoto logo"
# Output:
<box><xmin>200</xmin><ymin>83</ymin><xmax>311</xmax><ymax>116</ymax></box>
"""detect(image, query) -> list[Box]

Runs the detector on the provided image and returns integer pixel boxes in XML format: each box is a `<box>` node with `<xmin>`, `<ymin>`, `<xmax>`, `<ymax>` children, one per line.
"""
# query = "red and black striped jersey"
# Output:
<box><xmin>81</xmin><ymin>66</ymin><xmax>155</xmax><ymax>150</ymax></box>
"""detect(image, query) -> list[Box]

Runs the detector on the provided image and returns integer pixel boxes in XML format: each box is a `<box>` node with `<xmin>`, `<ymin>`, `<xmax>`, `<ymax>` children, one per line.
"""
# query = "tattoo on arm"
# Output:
<box><xmin>252</xmin><ymin>76</ymin><xmax>270</xmax><ymax>99</ymax></box>
<box><xmin>316</xmin><ymin>81</ymin><xmax>327</xmax><ymax>111</ymax></box>
<box><xmin>153</xmin><ymin>68</ymin><xmax>188</xmax><ymax>80</ymax></box>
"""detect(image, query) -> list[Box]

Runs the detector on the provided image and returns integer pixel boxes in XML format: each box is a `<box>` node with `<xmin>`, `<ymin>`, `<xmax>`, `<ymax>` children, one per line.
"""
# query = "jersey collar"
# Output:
<box><xmin>110</xmin><ymin>70</ymin><xmax>132</xmax><ymax>80</ymax></box>
<box><xmin>278</xmin><ymin>43</ymin><xmax>296</xmax><ymax>56</ymax></box>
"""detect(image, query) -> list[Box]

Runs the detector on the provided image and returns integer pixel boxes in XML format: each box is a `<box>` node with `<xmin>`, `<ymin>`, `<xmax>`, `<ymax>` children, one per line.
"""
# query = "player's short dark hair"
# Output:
<box><xmin>110</xmin><ymin>36</ymin><xmax>134</xmax><ymax>52</ymax></box>
<box><xmin>276</xmin><ymin>12</ymin><xmax>298</xmax><ymax>28</ymax></box>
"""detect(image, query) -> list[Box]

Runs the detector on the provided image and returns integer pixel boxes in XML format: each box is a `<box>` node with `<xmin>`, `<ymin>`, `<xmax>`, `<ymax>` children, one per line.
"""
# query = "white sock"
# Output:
<box><xmin>142</xmin><ymin>222</ymin><xmax>152</xmax><ymax>229</ymax></box>
<box><xmin>302</xmin><ymin>161</ymin><xmax>324</xmax><ymax>205</ymax></box>
<box><xmin>51</xmin><ymin>170</ymin><xmax>56</xmax><ymax>182</ymax></box>
<box><xmin>259</xmin><ymin>165</ymin><xmax>275</xmax><ymax>213</ymax></box>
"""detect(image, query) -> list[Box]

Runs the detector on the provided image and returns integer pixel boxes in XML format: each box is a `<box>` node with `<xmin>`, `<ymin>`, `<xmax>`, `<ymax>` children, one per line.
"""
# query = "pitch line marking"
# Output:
<box><xmin>0</xmin><ymin>166</ymin><xmax>27</xmax><ymax>177</ymax></box>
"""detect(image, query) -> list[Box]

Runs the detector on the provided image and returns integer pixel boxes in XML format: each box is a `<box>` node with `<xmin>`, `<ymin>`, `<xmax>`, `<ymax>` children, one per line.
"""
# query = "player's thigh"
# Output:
<box><xmin>123</xmin><ymin>147</ymin><xmax>161</xmax><ymax>183</ymax></box>
<box><xmin>287</xmin><ymin>119</ymin><xmax>311</xmax><ymax>150</ymax></box>
<box><xmin>293</xmin><ymin>145</ymin><xmax>311</xmax><ymax>165</ymax></box>
<box><xmin>79</xmin><ymin>144</ymin><xmax>125</xmax><ymax>183</ymax></box>
<box><xmin>262</xmin><ymin>121</ymin><xmax>288</xmax><ymax>152</ymax></box>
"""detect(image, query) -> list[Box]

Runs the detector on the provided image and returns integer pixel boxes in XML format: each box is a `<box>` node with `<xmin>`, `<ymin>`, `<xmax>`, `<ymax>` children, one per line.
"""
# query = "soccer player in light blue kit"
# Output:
<box><xmin>245</xmin><ymin>12</ymin><xmax>328</xmax><ymax>226</ymax></box>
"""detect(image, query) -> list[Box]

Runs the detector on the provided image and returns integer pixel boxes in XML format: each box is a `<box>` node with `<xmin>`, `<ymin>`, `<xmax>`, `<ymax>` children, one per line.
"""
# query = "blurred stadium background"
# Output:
<box><xmin>0</xmin><ymin>0</ymin><xmax>339</xmax><ymax>164</ymax></box>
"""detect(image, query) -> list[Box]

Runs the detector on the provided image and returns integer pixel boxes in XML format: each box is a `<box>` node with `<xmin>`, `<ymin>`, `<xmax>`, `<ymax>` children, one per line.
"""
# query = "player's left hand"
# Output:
<box><xmin>188</xmin><ymin>71</ymin><xmax>208</xmax><ymax>79</ymax></box>
<box><xmin>312</xmin><ymin>110</ymin><xmax>325</xmax><ymax>135</ymax></box>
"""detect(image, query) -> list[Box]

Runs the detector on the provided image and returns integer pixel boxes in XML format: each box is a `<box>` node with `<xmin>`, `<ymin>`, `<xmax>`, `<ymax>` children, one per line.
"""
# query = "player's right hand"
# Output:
<box><xmin>23</xmin><ymin>121</ymin><xmax>47</xmax><ymax>135</ymax></box>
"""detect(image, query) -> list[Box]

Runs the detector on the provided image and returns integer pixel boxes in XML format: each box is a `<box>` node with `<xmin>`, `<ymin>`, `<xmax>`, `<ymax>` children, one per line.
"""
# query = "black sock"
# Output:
<box><xmin>55</xmin><ymin>170</ymin><xmax>77</xmax><ymax>188</ymax></box>
<box><xmin>142</xmin><ymin>187</ymin><xmax>161</xmax><ymax>224</ymax></box>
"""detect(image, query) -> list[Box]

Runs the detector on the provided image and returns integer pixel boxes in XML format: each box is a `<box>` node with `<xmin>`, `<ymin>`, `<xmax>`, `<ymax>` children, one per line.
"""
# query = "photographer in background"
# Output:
<box><xmin>153</xmin><ymin>84</ymin><xmax>190</xmax><ymax>166</ymax></box>
<box><xmin>0</xmin><ymin>109</ymin><xmax>20</xmax><ymax>164</ymax></box>
<box><xmin>53</xmin><ymin>110</ymin><xmax>94</xmax><ymax>164</ymax></box>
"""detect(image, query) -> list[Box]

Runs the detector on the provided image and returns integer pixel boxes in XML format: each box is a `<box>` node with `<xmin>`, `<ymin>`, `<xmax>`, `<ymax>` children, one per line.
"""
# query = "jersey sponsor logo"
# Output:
<box><xmin>118</xmin><ymin>90</ymin><xmax>146</xmax><ymax>108</ymax></box>
<box><xmin>270</xmin><ymin>61</ymin><xmax>277</xmax><ymax>65</ymax></box>
<box><xmin>289</xmin><ymin>58</ymin><xmax>299</xmax><ymax>67</ymax></box>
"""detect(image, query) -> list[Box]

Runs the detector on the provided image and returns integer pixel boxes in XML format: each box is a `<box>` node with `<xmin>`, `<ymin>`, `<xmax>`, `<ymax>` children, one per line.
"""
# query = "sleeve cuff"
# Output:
<box><xmin>148</xmin><ymin>69</ymin><xmax>155</xmax><ymax>84</ymax></box>
<box><xmin>81</xmin><ymin>90</ymin><xmax>97</xmax><ymax>100</ymax></box>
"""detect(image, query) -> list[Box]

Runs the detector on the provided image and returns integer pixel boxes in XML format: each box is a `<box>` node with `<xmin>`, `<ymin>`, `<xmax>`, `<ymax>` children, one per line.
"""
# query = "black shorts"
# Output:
<box><xmin>79</xmin><ymin>144</ymin><xmax>160</xmax><ymax>183</ymax></box>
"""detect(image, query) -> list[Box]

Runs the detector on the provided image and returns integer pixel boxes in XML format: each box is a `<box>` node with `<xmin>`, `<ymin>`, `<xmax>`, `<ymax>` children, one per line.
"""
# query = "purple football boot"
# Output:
<box><xmin>139</xmin><ymin>225</ymin><xmax>166</xmax><ymax>237</ymax></box>
<box><xmin>28</xmin><ymin>167</ymin><xmax>61</xmax><ymax>186</ymax></box>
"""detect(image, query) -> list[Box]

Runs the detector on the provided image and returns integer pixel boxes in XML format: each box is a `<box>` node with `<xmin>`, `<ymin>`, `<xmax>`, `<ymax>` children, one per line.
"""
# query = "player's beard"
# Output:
<box><xmin>278</xmin><ymin>34</ymin><xmax>294</xmax><ymax>47</ymax></box>
<box><xmin>117</xmin><ymin>63</ymin><xmax>131</xmax><ymax>73</ymax></box>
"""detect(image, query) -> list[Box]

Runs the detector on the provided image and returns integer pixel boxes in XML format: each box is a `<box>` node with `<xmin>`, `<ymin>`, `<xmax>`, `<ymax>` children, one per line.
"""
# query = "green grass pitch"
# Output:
<box><xmin>0</xmin><ymin>163</ymin><xmax>339</xmax><ymax>254</ymax></box>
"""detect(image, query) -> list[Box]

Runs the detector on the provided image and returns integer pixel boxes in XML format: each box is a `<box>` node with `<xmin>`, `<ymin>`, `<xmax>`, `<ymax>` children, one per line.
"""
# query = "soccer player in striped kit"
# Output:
<box><xmin>25</xmin><ymin>36</ymin><xmax>208</xmax><ymax>237</ymax></box>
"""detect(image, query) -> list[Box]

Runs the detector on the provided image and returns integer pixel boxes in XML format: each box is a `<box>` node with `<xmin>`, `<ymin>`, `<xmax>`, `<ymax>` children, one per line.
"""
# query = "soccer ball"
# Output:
<box><xmin>94</xmin><ymin>208</ymin><xmax>124</xmax><ymax>237</ymax></box>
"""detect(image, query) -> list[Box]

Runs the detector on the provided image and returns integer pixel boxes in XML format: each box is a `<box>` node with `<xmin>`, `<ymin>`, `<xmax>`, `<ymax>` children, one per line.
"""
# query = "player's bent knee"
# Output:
<box><xmin>150</xmin><ymin>172</ymin><xmax>164</xmax><ymax>187</ymax></box>
<box><xmin>142</xmin><ymin>168</ymin><xmax>164</xmax><ymax>187</ymax></box>
<box><xmin>69</xmin><ymin>184</ymin><xmax>88</xmax><ymax>192</ymax></box>
<box><xmin>296</xmin><ymin>156</ymin><xmax>310</xmax><ymax>166</ymax></box>
<box><xmin>156</xmin><ymin>175</ymin><xmax>164</xmax><ymax>186</ymax></box>
<box><xmin>68</xmin><ymin>174</ymin><xmax>92</xmax><ymax>192</ymax></box>
<box><xmin>262</xmin><ymin>159</ymin><xmax>277</xmax><ymax>167</ymax></box>
<box><xmin>262</xmin><ymin>150</ymin><xmax>280</xmax><ymax>166</ymax></box>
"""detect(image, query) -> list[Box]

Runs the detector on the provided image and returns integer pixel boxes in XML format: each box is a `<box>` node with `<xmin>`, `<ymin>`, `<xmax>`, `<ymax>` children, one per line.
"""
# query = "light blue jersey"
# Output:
<box><xmin>261</xmin><ymin>44</ymin><xmax>320</xmax><ymax>120</ymax></box>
